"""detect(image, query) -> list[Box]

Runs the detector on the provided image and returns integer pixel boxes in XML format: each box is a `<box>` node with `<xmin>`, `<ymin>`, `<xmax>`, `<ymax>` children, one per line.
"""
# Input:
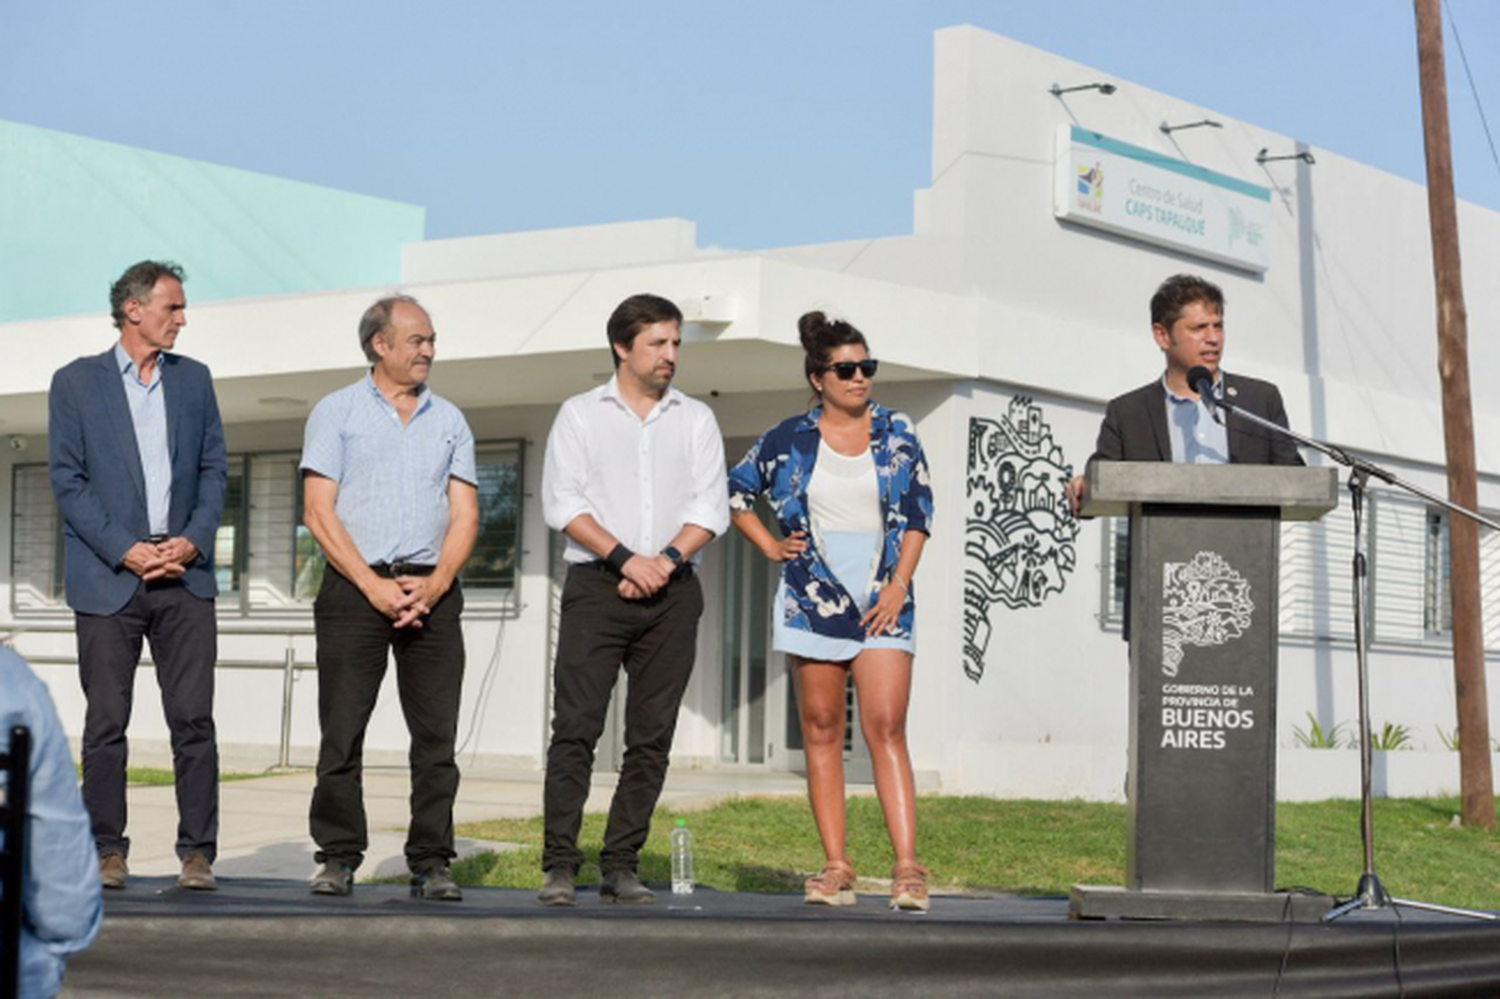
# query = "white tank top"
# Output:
<box><xmin>807</xmin><ymin>440</ymin><xmax>882</xmax><ymax>533</ymax></box>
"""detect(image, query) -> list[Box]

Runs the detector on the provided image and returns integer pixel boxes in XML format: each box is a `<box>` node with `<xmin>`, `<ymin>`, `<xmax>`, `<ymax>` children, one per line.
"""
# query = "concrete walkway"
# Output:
<box><xmin>123</xmin><ymin>765</ymin><xmax>811</xmax><ymax>883</ymax></box>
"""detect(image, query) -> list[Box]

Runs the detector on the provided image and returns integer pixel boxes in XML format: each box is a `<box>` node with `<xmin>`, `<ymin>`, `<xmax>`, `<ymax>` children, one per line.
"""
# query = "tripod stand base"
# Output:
<box><xmin>1323</xmin><ymin>872</ymin><xmax>1499</xmax><ymax>922</ymax></box>
<box><xmin>1071</xmin><ymin>885</ymin><xmax>1334</xmax><ymax>923</ymax></box>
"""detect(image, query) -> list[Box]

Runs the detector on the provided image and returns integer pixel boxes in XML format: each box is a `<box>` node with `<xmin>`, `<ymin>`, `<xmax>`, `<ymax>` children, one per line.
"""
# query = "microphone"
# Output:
<box><xmin>1186</xmin><ymin>365</ymin><xmax>1218</xmax><ymax>403</ymax></box>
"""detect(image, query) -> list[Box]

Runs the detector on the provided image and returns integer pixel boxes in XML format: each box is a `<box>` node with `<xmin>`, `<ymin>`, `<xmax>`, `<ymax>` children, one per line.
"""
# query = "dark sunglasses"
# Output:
<box><xmin>823</xmin><ymin>359</ymin><xmax>879</xmax><ymax>381</ymax></box>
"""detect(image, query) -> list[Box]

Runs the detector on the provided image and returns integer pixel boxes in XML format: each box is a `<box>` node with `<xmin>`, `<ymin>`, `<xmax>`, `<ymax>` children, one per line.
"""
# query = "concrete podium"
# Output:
<box><xmin>1071</xmin><ymin>462</ymin><xmax>1338</xmax><ymax>922</ymax></box>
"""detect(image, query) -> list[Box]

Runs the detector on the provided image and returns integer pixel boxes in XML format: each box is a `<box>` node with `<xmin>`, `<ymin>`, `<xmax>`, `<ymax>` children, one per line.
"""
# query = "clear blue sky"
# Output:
<box><xmin>4</xmin><ymin>1</ymin><xmax>1497</xmax><ymax>249</ymax></box>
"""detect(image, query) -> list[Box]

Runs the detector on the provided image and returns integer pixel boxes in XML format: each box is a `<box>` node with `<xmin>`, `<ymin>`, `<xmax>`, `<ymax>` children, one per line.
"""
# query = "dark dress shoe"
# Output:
<box><xmin>600</xmin><ymin>869</ymin><xmax>655</xmax><ymax>904</ymax></box>
<box><xmin>178</xmin><ymin>853</ymin><xmax>218</xmax><ymax>891</ymax></box>
<box><xmin>310</xmin><ymin>862</ymin><xmax>355</xmax><ymax>896</ymax></box>
<box><xmin>411</xmin><ymin>865</ymin><xmax>463</xmax><ymax>902</ymax></box>
<box><xmin>537</xmin><ymin>868</ymin><xmax>577</xmax><ymax>907</ymax></box>
<box><xmin>99</xmin><ymin>853</ymin><xmax>129</xmax><ymax>890</ymax></box>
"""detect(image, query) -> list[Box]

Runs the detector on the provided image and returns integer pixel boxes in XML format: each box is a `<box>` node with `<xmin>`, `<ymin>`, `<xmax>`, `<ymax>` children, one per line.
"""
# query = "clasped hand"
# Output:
<box><xmin>123</xmin><ymin>538</ymin><xmax>199</xmax><ymax>581</ymax></box>
<box><xmin>617</xmin><ymin>553</ymin><xmax>675</xmax><ymax>601</ymax></box>
<box><xmin>367</xmin><ymin>575</ymin><xmax>447</xmax><ymax>628</ymax></box>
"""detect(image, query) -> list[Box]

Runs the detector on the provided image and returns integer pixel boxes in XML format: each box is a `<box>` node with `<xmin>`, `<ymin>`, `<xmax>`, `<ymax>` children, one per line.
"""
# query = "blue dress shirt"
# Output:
<box><xmin>1163</xmin><ymin>375</ymin><xmax>1229</xmax><ymax>465</ymax></box>
<box><xmin>0</xmin><ymin>648</ymin><xmax>103</xmax><ymax>998</ymax></box>
<box><xmin>114</xmin><ymin>342</ymin><xmax>172</xmax><ymax>535</ymax></box>
<box><xmin>300</xmin><ymin>375</ymin><xmax>478</xmax><ymax>565</ymax></box>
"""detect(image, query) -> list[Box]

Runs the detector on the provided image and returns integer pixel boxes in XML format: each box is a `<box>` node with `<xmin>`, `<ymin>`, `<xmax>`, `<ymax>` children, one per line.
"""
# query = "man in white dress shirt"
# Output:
<box><xmin>537</xmin><ymin>293</ymin><xmax>729</xmax><ymax>906</ymax></box>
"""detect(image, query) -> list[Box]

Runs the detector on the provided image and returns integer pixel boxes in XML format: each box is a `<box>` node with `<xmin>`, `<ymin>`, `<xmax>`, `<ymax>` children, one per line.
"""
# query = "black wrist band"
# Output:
<box><xmin>606</xmin><ymin>544</ymin><xmax>634</xmax><ymax>573</ymax></box>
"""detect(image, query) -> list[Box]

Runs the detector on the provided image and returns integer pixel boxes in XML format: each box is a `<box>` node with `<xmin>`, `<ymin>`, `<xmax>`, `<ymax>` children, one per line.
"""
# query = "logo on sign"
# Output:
<box><xmin>1161</xmin><ymin>551</ymin><xmax>1253</xmax><ymax>677</ymax></box>
<box><xmin>1075</xmin><ymin>162</ymin><xmax>1104</xmax><ymax>214</ymax></box>
<box><xmin>1227</xmin><ymin>207</ymin><xmax>1265</xmax><ymax>250</ymax></box>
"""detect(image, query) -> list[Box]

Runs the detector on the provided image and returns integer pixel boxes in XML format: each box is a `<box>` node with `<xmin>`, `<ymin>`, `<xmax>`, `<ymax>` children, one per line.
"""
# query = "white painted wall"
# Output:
<box><xmin>6</xmin><ymin>24</ymin><xmax>1500</xmax><ymax>800</ymax></box>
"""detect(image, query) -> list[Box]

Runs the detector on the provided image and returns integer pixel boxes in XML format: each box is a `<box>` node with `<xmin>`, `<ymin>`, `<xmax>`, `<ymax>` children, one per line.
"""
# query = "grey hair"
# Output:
<box><xmin>110</xmin><ymin>261</ymin><xmax>186</xmax><ymax>329</ymax></box>
<box><xmin>358</xmin><ymin>294</ymin><xmax>423</xmax><ymax>362</ymax></box>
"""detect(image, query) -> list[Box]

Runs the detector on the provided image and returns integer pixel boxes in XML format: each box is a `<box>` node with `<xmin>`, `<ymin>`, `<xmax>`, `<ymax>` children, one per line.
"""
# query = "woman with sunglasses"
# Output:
<box><xmin>728</xmin><ymin>311</ymin><xmax>934</xmax><ymax>911</ymax></box>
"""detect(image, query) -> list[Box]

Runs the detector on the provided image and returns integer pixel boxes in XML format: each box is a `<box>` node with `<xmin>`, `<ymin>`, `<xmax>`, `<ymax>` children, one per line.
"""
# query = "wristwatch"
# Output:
<box><xmin>660</xmin><ymin>545</ymin><xmax>684</xmax><ymax>567</ymax></box>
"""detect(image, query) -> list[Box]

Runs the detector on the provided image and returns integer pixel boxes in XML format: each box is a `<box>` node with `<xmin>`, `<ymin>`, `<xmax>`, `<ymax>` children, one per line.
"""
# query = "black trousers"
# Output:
<box><xmin>309</xmin><ymin>568</ymin><xmax>465</xmax><ymax>873</ymax></box>
<box><xmin>543</xmin><ymin>562</ymin><xmax>703</xmax><ymax>875</ymax></box>
<box><xmin>76</xmin><ymin>580</ymin><xmax>219</xmax><ymax>861</ymax></box>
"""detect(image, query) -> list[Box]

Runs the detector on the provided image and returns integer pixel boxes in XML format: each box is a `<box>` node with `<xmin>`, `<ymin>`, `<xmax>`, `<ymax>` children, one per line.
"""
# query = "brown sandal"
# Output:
<box><xmin>890</xmin><ymin>862</ymin><xmax>931</xmax><ymax>911</ymax></box>
<box><xmin>804</xmin><ymin>859</ymin><xmax>857</xmax><ymax>906</ymax></box>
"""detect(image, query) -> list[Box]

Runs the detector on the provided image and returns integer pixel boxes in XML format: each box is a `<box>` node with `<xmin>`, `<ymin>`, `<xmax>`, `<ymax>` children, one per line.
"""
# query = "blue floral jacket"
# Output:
<box><xmin>728</xmin><ymin>403</ymin><xmax>934</xmax><ymax>641</ymax></box>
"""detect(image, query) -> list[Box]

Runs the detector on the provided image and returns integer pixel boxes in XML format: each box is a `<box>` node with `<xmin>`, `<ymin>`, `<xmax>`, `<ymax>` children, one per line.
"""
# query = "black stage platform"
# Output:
<box><xmin>63</xmin><ymin>878</ymin><xmax>1500</xmax><ymax>997</ymax></box>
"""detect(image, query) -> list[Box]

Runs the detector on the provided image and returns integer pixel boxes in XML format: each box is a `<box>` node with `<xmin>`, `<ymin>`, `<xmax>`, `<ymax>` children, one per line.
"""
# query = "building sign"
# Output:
<box><xmin>1054</xmin><ymin>125</ymin><xmax>1272</xmax><ymax>273</ymax></box>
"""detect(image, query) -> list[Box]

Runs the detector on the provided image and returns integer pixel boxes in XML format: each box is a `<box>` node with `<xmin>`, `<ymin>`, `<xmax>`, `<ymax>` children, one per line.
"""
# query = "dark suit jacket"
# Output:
<box><xmin>48</xmin><ymin>349</ymin><xmax>228</xmax><ymax>615</ymax></box>
<box><xmin>1090</xmin><ymin>372</ymin><xmax>1304</xmax><ymax>467</ymax></box>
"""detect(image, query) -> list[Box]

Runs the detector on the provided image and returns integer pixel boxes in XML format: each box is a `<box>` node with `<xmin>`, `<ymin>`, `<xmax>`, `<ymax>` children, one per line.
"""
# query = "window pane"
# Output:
<box><xmin>213</xmin><ymin>457</ymin><xmax>245</xmax><ymax>597</ymax></box>
<box><xmin>293</xmin><ymin>469</ymin><xmax>328</xmax><ymax>602</ymax></box>
<box><xmin>293</xmin><ymin>526</ymin><xmax>327</xmax><ymax>601</ymax></box>
<box><xmin>1424</xmin><ymin>511</ymin><xmax>1452</xmax><ymax>637</ymax></box>
<box><xmin>461</xmin><ymin>442</ymin><xmax>524</xmax><ymax>591</ymax></box>
<box><xmin>1110</xmin><ymin>518</ymin><xmax>1129</xmax><ymax>621</ymax></box>
<box><xmin>243</xmin><ymin>453</ymin><xmax>303</xmax><ymax>608</ymax></box>
<box><xmin>10</xmin><ymin>463</ymin><xmax>64</xmax><ymax>610</ymax></box>
<box><xmin>720</xmin><ymin>530</ymin><xmax>743</xmax><ymax>763</ymax></box>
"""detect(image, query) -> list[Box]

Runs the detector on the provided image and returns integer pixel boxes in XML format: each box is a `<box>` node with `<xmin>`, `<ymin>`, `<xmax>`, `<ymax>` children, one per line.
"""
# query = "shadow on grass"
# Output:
<box><xmin>721</xmin><ymin>863</ymin><xmax>804</xmax><ymax>894</ymax></box>
<box><xmin>452</xmin><ymin>847</ymin><xmax>810</xmax><ymax>895</ymax></box>
<box><xmin>639</xmin><ymin>853</ymin><xmax>804</xmax><ymax>893</ymax></box>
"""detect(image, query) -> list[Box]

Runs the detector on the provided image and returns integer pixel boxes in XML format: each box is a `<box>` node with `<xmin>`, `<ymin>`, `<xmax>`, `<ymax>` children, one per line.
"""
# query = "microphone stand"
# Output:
<box><xmin>1201</xmin><ymin>384</ymin><xmax>1498</xmax><ymax>922</ymax></box>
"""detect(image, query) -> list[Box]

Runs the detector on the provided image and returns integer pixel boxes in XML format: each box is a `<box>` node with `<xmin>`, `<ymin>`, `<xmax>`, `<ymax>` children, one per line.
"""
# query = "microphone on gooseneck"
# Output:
<box><xmin>1186</xmin><ymin>365</ymin><xmax>1219</xmax><ymax>405</ymax></box>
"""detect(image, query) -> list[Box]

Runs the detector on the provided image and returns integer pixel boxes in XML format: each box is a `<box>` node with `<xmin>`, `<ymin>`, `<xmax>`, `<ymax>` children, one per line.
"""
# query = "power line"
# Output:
<box><xmin>1444</xmin><ymin>0</ymin><xmax>1500</xmax><ymax>179</ymax></box>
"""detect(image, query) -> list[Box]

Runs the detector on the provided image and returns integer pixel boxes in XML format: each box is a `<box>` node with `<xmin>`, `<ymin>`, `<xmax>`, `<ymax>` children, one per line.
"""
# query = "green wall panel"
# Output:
<box><xmin>0</xmin><ymin>120</ymin><xmax>424</xmax><ymax>324</ymax></box>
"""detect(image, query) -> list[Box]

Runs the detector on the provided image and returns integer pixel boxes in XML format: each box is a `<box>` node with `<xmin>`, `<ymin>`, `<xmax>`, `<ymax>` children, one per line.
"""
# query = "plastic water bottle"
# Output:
<box><xmin>670</xmin><ymin>818</ymin><xmax>695</xmax><ymax>895</ymax></box>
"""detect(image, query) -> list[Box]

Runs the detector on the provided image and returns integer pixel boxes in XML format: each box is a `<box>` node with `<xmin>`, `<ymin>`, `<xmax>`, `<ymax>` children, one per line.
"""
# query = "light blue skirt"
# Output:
<box><xmin>774</xmin><ymin>529</ymin><xmax>915</xmax><ymax>662</ymax></box>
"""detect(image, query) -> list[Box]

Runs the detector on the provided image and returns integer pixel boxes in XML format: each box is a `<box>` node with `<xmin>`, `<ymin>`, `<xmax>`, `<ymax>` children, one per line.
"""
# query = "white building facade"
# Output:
<box><xmin>3</xmin><ymin>27</ymin><xmax>1498</xmax><ymax>800</ymax></box>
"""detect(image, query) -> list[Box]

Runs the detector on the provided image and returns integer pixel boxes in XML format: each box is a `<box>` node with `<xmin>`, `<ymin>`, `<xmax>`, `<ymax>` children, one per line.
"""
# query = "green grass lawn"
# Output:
<box><xmin>456</xmin><ymin>795</ymin><xmax>1500</xmax><ymax>910</ymax></box>
<box><xmin>77</xmin><ymin>766</ymin><xmax>276</xmax><ymax>786</ymax></box>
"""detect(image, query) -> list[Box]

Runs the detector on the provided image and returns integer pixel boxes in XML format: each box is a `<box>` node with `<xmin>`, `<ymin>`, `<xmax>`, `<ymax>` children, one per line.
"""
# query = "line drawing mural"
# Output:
<box><xmin>963</xmin><ymin>398</ymin><xmax>1079</xmax><ymax>683</ymax></box>
<box><xmin>1161</xmin><ymin>551</ymin><xmax>1254</xmax><ymax>677</ymax></box>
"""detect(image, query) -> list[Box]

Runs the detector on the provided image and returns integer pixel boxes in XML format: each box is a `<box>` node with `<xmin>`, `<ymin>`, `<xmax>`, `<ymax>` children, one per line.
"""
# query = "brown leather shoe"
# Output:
<box><xmin>410</xmin><ymin>865</ymin><xmax>463</xmax><ymax>902</ymax></box>
<box><xmin>537</xmin><ymin>867</ymin><xmax>576</xmax><ymax>907</ymax></box>
<box><xmin>310</xmin><ymin>861</ymin><xmax>355</xmax><ymax>896</ymax></box>
<box><xmin>600</xmin><ymin>869</ymin><xmax>655</xmax><ymax>904</ymax></box>
<box><xmin>178</xmin><ymin>853</ymin><xmax>218</xmax><ymax>891</ymax></box>
<box><xmin>99</xmin><ymin>852</ymin><xmax>129</xmax><ymax>890</ymax></box>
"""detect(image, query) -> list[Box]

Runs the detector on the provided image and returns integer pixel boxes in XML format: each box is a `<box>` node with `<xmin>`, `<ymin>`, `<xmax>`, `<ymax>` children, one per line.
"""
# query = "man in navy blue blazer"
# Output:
<box><xmin>48</xmin><ymin>260</ymin><xmax>228</xmax><ymax>892</ymax></box>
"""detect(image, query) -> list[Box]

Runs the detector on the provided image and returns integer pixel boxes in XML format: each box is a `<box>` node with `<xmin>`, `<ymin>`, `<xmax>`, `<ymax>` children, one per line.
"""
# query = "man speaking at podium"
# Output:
<box><xmin>1068</xmin><ymin>273</ymin><xmax>1302</xmax><ymax>515</ymax></box>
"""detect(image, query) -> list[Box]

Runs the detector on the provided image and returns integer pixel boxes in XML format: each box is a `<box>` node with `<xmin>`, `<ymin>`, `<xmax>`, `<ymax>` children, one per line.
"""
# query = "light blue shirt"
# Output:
<box><xmin>0</xmin><ymin>648</ymin><xmax>103</xmax><ymax>998</ymax></box>
<box><xmin>1164</xmin><ymin>374</ymin><xmax>1229</xmax><ymax>465</ymax></box>
<box><xmin>114</xmin><ymin>342</ymin><xmax>172</xmax><ymax>535</ymax></box>
<box><xmin>300</xmin><ymin>375</ymin><xmax>478</xmax><ymax>565</ymax></box>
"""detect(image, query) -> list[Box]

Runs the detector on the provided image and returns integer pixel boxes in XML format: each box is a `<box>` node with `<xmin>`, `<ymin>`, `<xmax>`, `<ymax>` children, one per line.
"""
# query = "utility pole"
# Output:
<box><xmin>1414</xmin><ymin>0</ymin><xmax>1494</xmax><ymax>830</ymax></box>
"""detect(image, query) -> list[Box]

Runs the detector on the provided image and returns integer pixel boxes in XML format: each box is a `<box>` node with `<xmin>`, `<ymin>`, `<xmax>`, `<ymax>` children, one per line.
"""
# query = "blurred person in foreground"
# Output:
<box><xmin>1</xmin><ymin>647</ymin><xmax>103</xmax><ymax>998</ymax></box>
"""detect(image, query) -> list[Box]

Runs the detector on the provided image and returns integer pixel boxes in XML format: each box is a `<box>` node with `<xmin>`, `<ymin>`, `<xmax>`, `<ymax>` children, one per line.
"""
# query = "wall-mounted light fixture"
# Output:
<box><xmin>1160</xmin><ymin>119</ymin><xmax>1223</xmax><ymax>135</ymax></box>
<box><xmin>1049</xmin><ymin>82</ymin><xmax>1117</xmax><ymax>98</ymax></box>
<box><xmin>1256</xmin><ymin>148</ymin><xmax>1316</xmax><ymax>166</ymax></box>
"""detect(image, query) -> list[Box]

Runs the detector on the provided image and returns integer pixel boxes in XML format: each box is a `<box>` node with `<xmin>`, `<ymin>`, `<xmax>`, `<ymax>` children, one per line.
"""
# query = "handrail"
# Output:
<box><xmin>1</xmin><ymin>620</ymin><xmax>317</xmax><ymax>638</ymax></box>
<box><xmin>1</xmin><ymin>627</ymin><xmax>315</xmax><ymax>770</ymax></box>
